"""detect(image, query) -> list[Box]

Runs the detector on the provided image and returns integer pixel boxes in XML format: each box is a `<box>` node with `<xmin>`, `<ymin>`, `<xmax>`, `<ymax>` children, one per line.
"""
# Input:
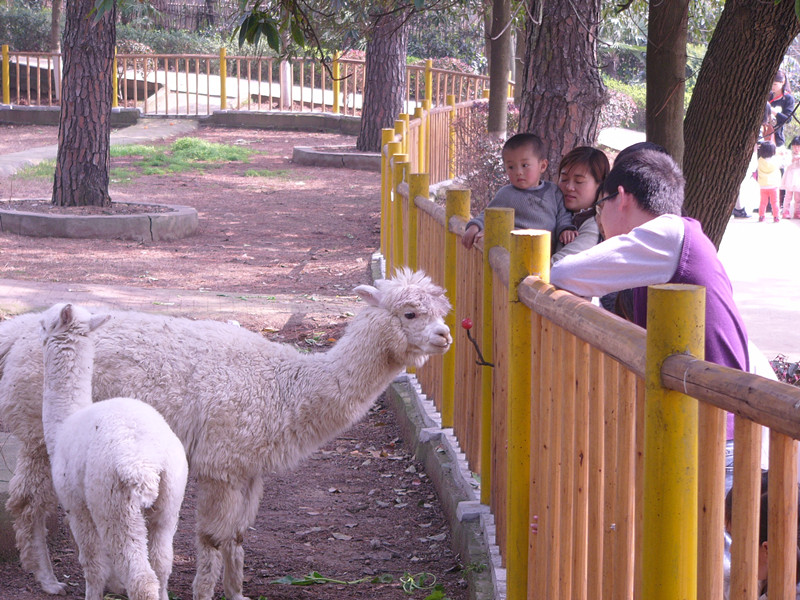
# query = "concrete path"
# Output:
<box><xmin>0</xmin><ymin>118</ymin><xmax>198</xmax><ymax>177</ymax></box>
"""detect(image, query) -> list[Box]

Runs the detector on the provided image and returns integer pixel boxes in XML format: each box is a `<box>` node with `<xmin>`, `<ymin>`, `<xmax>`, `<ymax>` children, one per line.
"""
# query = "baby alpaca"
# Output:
<box><xmin>40</xmin><ymin>304</ymin><xmax>188</xmax><ymax>600</ymax></box>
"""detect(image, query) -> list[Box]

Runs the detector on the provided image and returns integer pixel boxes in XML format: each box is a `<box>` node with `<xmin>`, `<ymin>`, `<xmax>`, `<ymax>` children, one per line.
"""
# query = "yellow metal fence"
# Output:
<box><xmin>382</xmin><ymin>111</ymin><xmax>800</xmax><ymax>600</ymax></box>
<box><xmin>1</xmin><ymin>45</ymin><xmax>492</xmax><ymax>117</ymax></box>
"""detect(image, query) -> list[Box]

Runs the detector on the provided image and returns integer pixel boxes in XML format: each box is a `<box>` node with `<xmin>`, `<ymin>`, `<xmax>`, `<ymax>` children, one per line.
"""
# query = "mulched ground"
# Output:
<box><xmin>0</xmin><ymin>124</ymin><xmax>472</xmax><ymax>600</ymax></box>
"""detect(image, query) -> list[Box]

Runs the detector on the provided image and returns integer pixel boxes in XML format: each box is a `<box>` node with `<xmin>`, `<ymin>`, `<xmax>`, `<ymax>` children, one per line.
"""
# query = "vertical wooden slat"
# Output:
<box><xmin>767</xmin><ymin>431</ymin><xmax>799</xmax><ymax>599</ymax></box>
<box><xmin>572</xmin><ymin>339</ymin><xmax>591</xmax><ymax>600</ymax></box>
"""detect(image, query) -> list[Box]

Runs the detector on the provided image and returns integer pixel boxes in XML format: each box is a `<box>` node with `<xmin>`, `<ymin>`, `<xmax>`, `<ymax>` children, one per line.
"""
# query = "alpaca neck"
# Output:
<box><xmin>41</xmin><ymin>337</ymin><xmax>94</xmax><ymax>456</ymax></box>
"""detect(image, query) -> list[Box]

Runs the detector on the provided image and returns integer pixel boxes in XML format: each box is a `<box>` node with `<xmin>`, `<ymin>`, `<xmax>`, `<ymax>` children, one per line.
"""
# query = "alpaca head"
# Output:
<box><xmin>354</xmin><ymin>268</ymin><xmax>452</xmax><ymax>368</ymax></box>
<box><xmin>39</xmin><ymin>303</ymin><xmax>111</xmax><ymax>346</ymax></box>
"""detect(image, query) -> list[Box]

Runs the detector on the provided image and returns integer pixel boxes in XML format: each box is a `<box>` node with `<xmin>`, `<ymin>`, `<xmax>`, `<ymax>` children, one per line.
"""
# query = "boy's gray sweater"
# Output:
<box><xmin>466</xmin><ymin>181</ymin><xmax>574</xmax><ymax>237</ymax></box>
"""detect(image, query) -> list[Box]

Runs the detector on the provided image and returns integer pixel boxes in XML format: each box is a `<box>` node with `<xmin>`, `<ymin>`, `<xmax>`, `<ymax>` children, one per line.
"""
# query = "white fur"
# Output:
<box><xmin>0</xmin><ymin>268</ymin><xmax>451</xmax><ymax>600</ymax></box>
<box><xmin>39</xmin><ymin>304</ymin><xmax>188</xmax><ymax>600</ymax></box>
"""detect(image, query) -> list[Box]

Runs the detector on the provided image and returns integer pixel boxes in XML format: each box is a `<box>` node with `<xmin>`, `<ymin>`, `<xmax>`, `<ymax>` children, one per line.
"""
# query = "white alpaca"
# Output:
<box><xmin>0</xmin><ymin>268</ymin><xmax>451</xmax><ymax>600</ymax></box>
<box><xmin>39</xmin><ymin>303</ymin><xmax>188</xmax><ymax>600</ymax></box>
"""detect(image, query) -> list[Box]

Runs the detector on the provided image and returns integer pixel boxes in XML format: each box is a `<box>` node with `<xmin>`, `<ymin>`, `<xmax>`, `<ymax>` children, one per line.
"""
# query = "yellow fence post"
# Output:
<box><xmin>401</xmin><ymin>113</ymin><xmax>411</xmax><ymax>164</ymax></box>
<box><xmin>425</xmin><ymin>58</ymin><xmax>433</xmax><ymax>105</ymax></box>
<box><xmin>2</xmin><ymin>45</ymin><xmax>9</xmax><ymax>105</ymax></box>
<box><xmin>506</xmin><ymin>229</ymin><xmax>550</xmax><ymax>600</ymax></box>
<box><xmin>482</xmin><ymin>88</ymin><xmax>490</xmax><ymax>100</ymax></box>
<box><xmin>442</xmin><ymin>188</ymin><xmax>470</xmax><ymax>428</ymax></box>
<box><xmin>480</xmin><ymin>208</ymin><xmax>514</xmax><ymax>506</ymax></box>
<box><xmin>407</xmin><ymin>173</ymin><xmax>428</xmax><ymax>271</ymax></box>
<box><xmin>642</xmin><ymin>284</ymin><xmax>704</xmax><ymax>600</ymax></box>
<box><xmin>112</xmin><ymin>48</ymin><xmax>118</xmax><ymax>108</ymax></box>
<box><xmin>447</xmin><ymin>94</ymin><xmax>456</xmax><ymax>180</ymax></box>
<box><xmin>413</xmin><ymin>106</ymin><xmax>426</xmax><ymax>174</ymax></box>
<box><xmin>332</xmin><ymin>51</ymin><xmax>341</xmax><ymax>114</ymax></box>
<box><xmin>393</xmin><ymin>156</ymin><xmax>410</xmax><ymax>269</ymax></box>
<box><xmin>219</xmin><ymin>47</ymin><xmax>227</xmax><ymax>110</ymax></box>
<box><xmin>385</xmin><ymin>140</ymin><xmax>402</xmax><ymax>274</ymax></box>
<box><xmin>380</xmin><ymin>128</ymin><xmax>395</xmax><ymax>261</ymax></box>
<box><xmin>423</xmin><ymin>99</ymin><xmax>432</xmax><ymax>170</ymax></box>
<box><xmin>395</xmin><ymin>118</ymin><xmax>407</xmax><ymax>156</ymax></box>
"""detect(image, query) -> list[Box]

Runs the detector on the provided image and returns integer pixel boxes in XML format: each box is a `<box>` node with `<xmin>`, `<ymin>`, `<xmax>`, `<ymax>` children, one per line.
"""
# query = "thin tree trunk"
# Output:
<box><xmin>356</xmin><ymin>10</ymin><xmax>409</xmax><ymax>152</ymax></box>
<box><xmin>646</xmin><ymin>0</ymin><xmax>688</xmax><ymax>165</ymax></box>
<box><xmin>683</xmin><ymin>0</ymin><xmax>799</xmax><ymax>246</ymax></box>
<box><xmin>487</xmin><ymin>0</ymin><xmax>511</xmax><ymax>137</ymax></box>
<box><xmin>52</xmin><ymin>0</ymin><xmax>116</xmax><ymax>207</ymax></box>
<box><xmin>519</xmin><ymin>0</ymin><xmax>604</xmax><ymax>178</ymax></box>
<box><xmin>48</xmin><ymin>0</ymin><xmax>61</xmax><ymax>53</ymax></box>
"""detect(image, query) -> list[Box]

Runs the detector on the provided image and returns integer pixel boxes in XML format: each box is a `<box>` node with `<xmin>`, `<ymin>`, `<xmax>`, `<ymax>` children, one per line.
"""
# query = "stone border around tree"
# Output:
<box><xmin>0</xmin><ymin>200</ymin><xmax>199</xmax><ymax>242</ymax></box>
<box><xmin>292</xmin><ymin>145</ymin><xmax>380</xmax><ymax>171</ymax></box>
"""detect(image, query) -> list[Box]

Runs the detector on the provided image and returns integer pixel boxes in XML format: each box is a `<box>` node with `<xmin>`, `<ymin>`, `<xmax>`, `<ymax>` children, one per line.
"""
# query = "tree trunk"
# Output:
<box><xmin>356</xmin><ymin>10</ymin><xmax>409</xmax><ymax>152</ymax></box>
<box><xmin>518</xmin><ymin>0</ymin><xmax>604</xmax><ymax>179</ymax></box>
<box><xmin>646</xmin><ymin>0</ymin><xmax>688</xmax><ymax>165</ymax></box>
<box><xmin>487</xmin><ymin>0</ymin><xmax>511</xmax><ymax>137</ymax></box>
<box><xmin>52</xmin><ymin>0</ymin><xmax>116</xmax><ymax>207</ymax></box>
<box><xmin>683</xmin><ymin>0</ymin><xmax>799</xmax><ymax>246</ymax></box>
<box><xmin>48</xmin><ymin>0</ymin><xmax>61</xmax><ymax>53</ymax></box>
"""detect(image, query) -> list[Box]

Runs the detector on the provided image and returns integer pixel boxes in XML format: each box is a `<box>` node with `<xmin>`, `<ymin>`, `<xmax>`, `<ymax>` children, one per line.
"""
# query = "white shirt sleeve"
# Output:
<box><xmin>549</xmin><ymin>214</ymin><xmax>685</xmax><ymax>297</ymax></box>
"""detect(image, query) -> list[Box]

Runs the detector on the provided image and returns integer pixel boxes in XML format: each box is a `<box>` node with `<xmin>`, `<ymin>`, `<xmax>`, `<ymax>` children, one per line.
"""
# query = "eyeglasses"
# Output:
<box><xmin>593</xmin><ymin>191</ymin><xmax>619</xmax><ymax>216</ymax></box>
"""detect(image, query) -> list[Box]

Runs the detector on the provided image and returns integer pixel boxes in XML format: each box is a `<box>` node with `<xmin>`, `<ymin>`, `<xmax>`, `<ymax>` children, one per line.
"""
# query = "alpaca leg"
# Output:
<box><xmin>65</xmin><ymin>504</ymin><xmax>109</xmax><ymax>600</ymax></box>
<box><xmin>97</xmin><ymin>486</ymin><xmax>160</xmax><ymax>600</ymax></box>
<box><xmin>193</xmin><ymin>475</ymin><xmax>263</xmax><ymax>600</ymax></box>
<box><xmin>5</xmin><ymin>441</ymin><xmax>66</xmax><ymax>595</ymax></box>
<box><xmin>145</xmin><ymin>480</ymin><xmax>183</xmax><ymax>600</ymax></box>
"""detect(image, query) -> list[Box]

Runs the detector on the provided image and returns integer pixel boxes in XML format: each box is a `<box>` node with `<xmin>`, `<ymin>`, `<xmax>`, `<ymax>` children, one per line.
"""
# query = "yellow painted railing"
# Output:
<box><xmin>1</xmin><ymin>47</ymin><xmax>495</xmax><ymax>117</ymax></box>
<box><xmin>382</xmin><ymin>120</ymin><xmax>800</xmax><ymax>600</ymax></box>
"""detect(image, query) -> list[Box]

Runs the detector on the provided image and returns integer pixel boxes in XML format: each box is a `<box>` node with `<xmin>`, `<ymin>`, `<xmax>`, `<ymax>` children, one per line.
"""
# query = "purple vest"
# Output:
<box><xmin>633</xmin><ymin>217</ymin><xmax>749</xmax><ymax>439</ymax></box>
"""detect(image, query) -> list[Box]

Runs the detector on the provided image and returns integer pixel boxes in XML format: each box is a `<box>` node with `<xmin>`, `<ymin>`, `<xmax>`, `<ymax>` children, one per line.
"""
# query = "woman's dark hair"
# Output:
<box><xmin>758</xmin><ymin>141</ymin><xmax>777</xmax><ymax>159</ymax></box>
<box><xmin>775</xmin><ymin>69</ymin><xmax>792</xmax><ymax>95</ymax></box>
<box><xmin>558</xmin><ymin>146</ymin><xmax>610</xmax><ymax>187</ymax></box>
<box><xmin>790</xmin><ymin>136</ymin><xmax>800</xmax><ymax>147</ymax></box>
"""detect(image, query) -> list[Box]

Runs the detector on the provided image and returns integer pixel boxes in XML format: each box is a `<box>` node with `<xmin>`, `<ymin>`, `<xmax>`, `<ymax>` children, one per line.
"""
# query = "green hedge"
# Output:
<box><xmin>0</xmin><ymin>5</ymin><xmax>55</xmax><ymax>52</ymax></box>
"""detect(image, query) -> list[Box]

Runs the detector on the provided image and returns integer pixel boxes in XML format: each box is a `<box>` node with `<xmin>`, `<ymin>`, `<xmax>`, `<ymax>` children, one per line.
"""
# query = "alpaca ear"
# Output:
<box><xmin>59</xmin><ymin>304</ymin><xmax>73</xmax><ymax>327</ymax></box>
<box><xmin>88</xmin><ymin>314</ymin><xmax>111</xmax><ymax>333</ymax></box>
<box><xmin>354</xmin><ymin>284</ymin><xmax>382</xmax><ymax>307</ymax></box>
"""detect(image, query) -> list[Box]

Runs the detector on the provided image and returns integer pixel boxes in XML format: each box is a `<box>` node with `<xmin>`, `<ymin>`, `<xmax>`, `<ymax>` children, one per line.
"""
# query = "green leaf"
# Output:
<box><xmin>264</xmin><ymin>21</ymin><xmax>281</xmax><ymax>52</ymax></box>
<box><xmin>291</xmin><ymin>20</ymin><xmax>305</xmax><ymax>47</ymax></box>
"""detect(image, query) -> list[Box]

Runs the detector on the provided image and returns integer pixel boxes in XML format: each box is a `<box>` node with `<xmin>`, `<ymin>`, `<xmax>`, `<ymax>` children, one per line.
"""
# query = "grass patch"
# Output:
<box><xmin>244</xmin><ymin>168</ymin><xmax>290</xmax><ymax>178</ymax></box>
<box><xmin>111</xmin><ymin>137</ymin><xmax>254</xmax><ymax>175</ymax></box>
<box><xmin>109</xmin><ymin>167</ymin><xmax>137</xmax><ymax>183</ymax></box>
<box><xmin>15</xmin><ymin>160</ymin><xmax>55</xmax><ymax>179</ymax></box>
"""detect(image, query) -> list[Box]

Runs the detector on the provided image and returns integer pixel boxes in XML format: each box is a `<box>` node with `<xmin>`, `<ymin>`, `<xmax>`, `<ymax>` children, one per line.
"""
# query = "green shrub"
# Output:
<box><xmin>602</xmin><ymin>77</ymin><xmax>645</xmax><ymax>130</ymax></box>
<box><xmin>0</xmin><ymin>5</ymin><xmax>54</xmax><ymax>52</ymax></box>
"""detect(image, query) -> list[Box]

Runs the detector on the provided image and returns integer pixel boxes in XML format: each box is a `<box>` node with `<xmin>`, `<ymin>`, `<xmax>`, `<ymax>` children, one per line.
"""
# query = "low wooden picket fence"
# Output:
<box><xmin>1</xmin><ymin>45</ymin><xmax>495</xmax><ymax>117</ymax></box>
<box><xmin>381</xmin><ymin>113</ymin><xmax>800</xmax><ymax>600</ymax></box>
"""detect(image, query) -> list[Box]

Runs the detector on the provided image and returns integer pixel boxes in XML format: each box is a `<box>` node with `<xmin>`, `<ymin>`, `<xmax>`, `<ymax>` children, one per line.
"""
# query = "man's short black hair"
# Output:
<box><xmin>602</xmin><ymin>149</ymin><xmax>684</xmax><ymax>216</ymax></box>
<box><xmin>503</xmin><ymin>133</ymin><xmax>545</xmax><ymax>158</ymax></box>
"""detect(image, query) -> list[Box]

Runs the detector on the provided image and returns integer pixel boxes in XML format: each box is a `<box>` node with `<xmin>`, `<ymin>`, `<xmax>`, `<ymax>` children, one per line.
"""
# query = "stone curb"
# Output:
<box><xmin>371</xmin><ymin>252</ymin><xmax>504</xmax><ymax>600</ymax></box>
<box><xmin>0</xmin><ymin>200</ymin><xmax>199</xmax><ymax>242</ymax></box>
<box><xmin>292</xmin><ymin>145</ymin><xmax>380</xmax><ymax>172</ymax></box>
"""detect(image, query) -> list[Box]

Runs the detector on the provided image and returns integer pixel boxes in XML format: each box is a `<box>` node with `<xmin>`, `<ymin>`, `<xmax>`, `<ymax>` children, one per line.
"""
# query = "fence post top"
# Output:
<box><xmin>510</xmin><ymin>228</ymin><xmax>551</xmax><ymax>238</ymax></box>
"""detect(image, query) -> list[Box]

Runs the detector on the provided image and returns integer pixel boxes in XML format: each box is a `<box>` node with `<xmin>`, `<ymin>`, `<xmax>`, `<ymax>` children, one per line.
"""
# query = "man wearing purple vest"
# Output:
<box><xmin>550</xmin><ymin>149</ymin><xmax>750</xmax><ymax>438</ymax></box>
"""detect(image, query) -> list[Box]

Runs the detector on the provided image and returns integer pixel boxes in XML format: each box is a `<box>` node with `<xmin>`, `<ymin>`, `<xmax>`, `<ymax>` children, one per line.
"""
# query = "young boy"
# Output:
<box><xmin>461</xmin><ymin>133</ymin><xmax>576</xmax><ymax>249</ymax></box>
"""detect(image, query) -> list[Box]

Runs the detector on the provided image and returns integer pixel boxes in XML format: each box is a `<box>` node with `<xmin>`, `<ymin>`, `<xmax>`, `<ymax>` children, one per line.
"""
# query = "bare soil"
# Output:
<box><xmin>0</xmin><ymin>125</ymin><xmax>471</xmax><ymax>600</ymax></box>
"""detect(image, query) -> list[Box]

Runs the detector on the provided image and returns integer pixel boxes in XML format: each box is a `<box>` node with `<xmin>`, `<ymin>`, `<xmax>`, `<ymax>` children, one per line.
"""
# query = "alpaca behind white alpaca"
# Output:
<box><xmin>40</xmin><ymin>303</ymin><xmax>188</xmax><ymax>600</ymax></box>
<box><xmin>1</xmin><ymin>268</ymin><xmax>450</xmax><ymax>600</ymax></box>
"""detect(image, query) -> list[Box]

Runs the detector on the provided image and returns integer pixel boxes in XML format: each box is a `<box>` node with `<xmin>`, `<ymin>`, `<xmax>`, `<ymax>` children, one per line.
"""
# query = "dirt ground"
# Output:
<box><xmin>0</xmin><ymin>124</ymin><xmax>472</xmax><ymax>600</ymax></box>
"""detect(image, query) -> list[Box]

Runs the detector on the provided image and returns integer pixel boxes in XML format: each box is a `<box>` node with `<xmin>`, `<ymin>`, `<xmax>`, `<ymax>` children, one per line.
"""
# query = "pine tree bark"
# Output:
<box><xmin>647</xmin><ymin>0</ymin><xmax>688</xmax><ymax>164</ymax></box>
<box><xmin>684</xmin><ymin>0</ymin><xmax>800</xmax><ymax>246</ymax></box>
<box><xmin>518</xmin><ymin>0</ymin><xmax>604</xmax><ymax>178</ymax></box>
<box><xmin>356</xmin><ymin>10</ymin><xmax>409</xmax><ymax>152</ymax></box>
<box><xmin>52</xmin><ymin>0</ymin><xmax>116</xmax><ymax>207</ymax></box>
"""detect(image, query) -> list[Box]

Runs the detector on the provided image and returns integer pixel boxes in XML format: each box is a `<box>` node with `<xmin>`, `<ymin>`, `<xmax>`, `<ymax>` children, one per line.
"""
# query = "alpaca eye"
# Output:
<box><xmin>404</xmin><ymin>312</ymin><xmax>417</xmax><ymax>320</ymax></box>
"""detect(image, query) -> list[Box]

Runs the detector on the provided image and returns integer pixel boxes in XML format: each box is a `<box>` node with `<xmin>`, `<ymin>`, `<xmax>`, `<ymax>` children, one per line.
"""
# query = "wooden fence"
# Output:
<box><xmin>382</xmin><ymin>108</ymin><xmax>800</xmax><ymax>600</ymax></box>
<box><xmin>1</xmin><ymin>46</ymin><xmax>492</xmax><ymax>117</ymax></box>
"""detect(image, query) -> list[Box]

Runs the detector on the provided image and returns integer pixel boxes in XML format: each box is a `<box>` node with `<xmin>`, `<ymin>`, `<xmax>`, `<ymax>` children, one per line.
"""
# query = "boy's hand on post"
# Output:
<box><xmin>559</xmin><ymin>229</ymin><xmax>577</xmax><ymax>245</ymax></box>
<box><xmin>462</xmin><ymin>225</ymin><xmax>480</xmax><ymax>249</ymax></box>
